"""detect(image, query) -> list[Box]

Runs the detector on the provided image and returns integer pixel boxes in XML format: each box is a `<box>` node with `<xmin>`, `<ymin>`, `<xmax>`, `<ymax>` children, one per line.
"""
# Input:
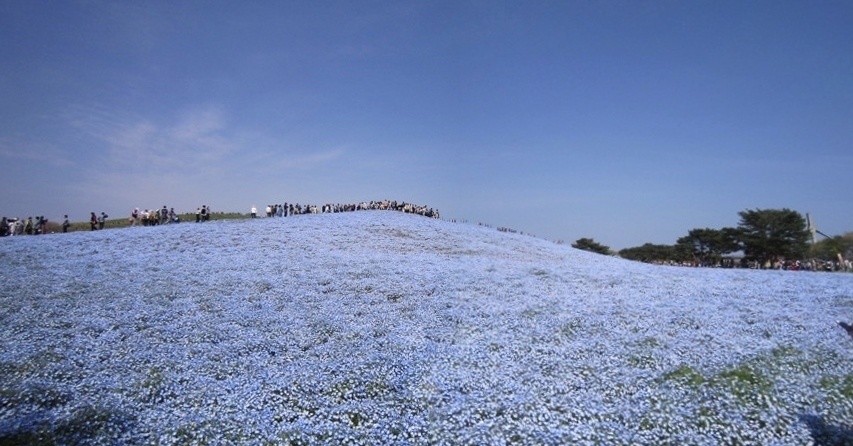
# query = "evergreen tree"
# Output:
<box><xmin>737</xmin><ymin>208</ymin><xmax>809</xmax><ymax>265</ymax></box>
<box><xmin>677</xmin><ymin>227</ymin><xmax>741</xmax><ymax>266</ymax></box>
<box><xmin>572</xmin><ymin>238</ymin><xmax>611</xmax><ymax>255</ymax></box>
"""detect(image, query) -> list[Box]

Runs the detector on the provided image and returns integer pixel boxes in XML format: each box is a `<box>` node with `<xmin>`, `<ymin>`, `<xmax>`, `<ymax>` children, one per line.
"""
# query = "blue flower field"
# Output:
<box><xmin>1</xmin><ymin>211</ymin><xmax>852</xmax><ymax>444</ymax></box>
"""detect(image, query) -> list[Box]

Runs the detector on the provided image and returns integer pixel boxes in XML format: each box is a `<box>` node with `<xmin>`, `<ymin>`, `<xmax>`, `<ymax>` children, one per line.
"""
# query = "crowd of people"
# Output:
<box><xmin>252</xmin><ymin>200</ymin><xmax>440</xmax><ymax>219</ymax></box>
<box><xmin>125</xmin><ymin>205</ymin><xmax>218</xmax><ymax>226</ymax></box>
<box><xmin>1</xmin><ymin>216</ymin><xmax>52</xmax><ymax>236</ymax></box>
<box><xmin>1</xmin><ymin>200</ymin><xmax>439</xmax><ymax>237</ymax></box>
<box><xmin>648</xmin><ymin>257</ymin><xmax>853</xmax><ymax>273</ymax></box>
<box><xmin>129</xmin><ymin>206</ymin><xmax>185</xmax><ymax>226</ymax></box>
<box><xmin>771</xmin><ymin>259</ymin><xmax>852</xmax><ymax>272</ymax></box>
<box><xmin>1</xmin><ymin>213</ymin><xmax>106</xmax><ymax>236</ymax></box>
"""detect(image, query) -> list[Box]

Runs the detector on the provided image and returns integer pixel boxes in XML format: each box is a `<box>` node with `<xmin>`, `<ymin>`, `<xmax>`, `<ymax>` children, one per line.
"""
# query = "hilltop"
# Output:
<box><xmin>1</xmin><ymin>211</ymin><xmax>852</xmax><ymax>444</ymax></box>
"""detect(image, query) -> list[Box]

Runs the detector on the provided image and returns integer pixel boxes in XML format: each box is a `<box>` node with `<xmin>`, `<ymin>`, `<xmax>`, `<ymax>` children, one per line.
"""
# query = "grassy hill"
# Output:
<box><xmin>1</xmin><ymin>211</ymin><xmax>852</xmax><ymax>444</ymax></box>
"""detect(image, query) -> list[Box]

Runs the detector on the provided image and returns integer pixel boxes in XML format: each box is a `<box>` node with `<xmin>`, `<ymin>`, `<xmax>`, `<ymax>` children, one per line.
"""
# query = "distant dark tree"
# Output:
<box><xmin>674</xmin><ymin>237</ymin><xmax>696</xmax><ymax>263</ymax></box>
<box><xmin>737</xmin><ymin>208</ymin><xmax>809</xmax><ymax>265</ymax></box>
<box><xmin>721</xmin><ymin>226</ymin><xmax>744</xmax><ymax>251</ymax></box>
<box><xmin>676</xmin><ymin>227</ymin><xmax>741</xmax><ymax>266</ymax></box>
<box><xmin>572</xmin><ymin>238</ymin><xmax>611</xmax><ymax>255</ymax></box>
<box><xmin>619</xmin><ymin>243</ymin><xmax>683</xmax><ymax>263</ymax></box>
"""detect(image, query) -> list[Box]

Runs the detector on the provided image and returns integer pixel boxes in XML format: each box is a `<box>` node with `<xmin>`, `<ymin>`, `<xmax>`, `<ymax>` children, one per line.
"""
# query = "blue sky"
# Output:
<box><xmin>1</xmin><ymin>1</ymin><xmax>851</xmax><ymax>249</ymax></box>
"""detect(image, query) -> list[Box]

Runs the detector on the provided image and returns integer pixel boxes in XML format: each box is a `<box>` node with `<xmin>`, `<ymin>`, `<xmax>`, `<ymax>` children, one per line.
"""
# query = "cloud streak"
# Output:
<box><xmin>66</xmin><ymin>104</ymin><xmax>347</xmax><ymax>177</ymax></box>
<box><xmin>0</xmin><ymin>137</ymin><xmax>76</xmax><ymax>168</ymax></box>
<box><xmin>88</xmin><ymin>106</ymin><xmax>236</xmax><ymax>173</ymax></box>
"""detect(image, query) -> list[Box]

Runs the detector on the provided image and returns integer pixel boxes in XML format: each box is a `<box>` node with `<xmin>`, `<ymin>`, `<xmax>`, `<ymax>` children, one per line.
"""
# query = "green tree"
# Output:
<box><xmin>572</xmin><ymin>238</ymin><xmax>611</xmax><ymax>255</ymax></box>
<box><xmin>737</xmin><ymin>208</ymin><xmax>809</xmax><ymax>265</ymax></box>
<box><xmin>810</xmin><ymin>235</ymin><xmax>853</xmax><ymax>261</ymax></box>
<box><xmin>618</xmin><ymin>243</ymin><xmax>685</xmax><ymax>263</ymax></box>
<box><xmin>676</xmin><ymin>227</ymin><xmax>741</xmax><ymax>266</ymax></box>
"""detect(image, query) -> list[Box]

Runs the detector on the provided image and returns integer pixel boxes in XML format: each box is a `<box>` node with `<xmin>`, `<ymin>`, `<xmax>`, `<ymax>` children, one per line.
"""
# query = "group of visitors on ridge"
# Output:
<box><xmin>1</xmin><ymin>199</ymin><xmax>439</xmax><ymax>236</ymax></box>
<box><xmin>128</xmin><ymin>205</ymin><xmax>211</xmax><ymax>226</ymax></box>
<box><xmin>1</xmin><ymin>213</ymin><xmax>107</xmax><ymax>236</ymax></box>
<box><xmin>251</xmin><ymin>200</ymin><xmax>439</xmax><ymax>219</ymax></box>
<box><xmin>1</xmin><ymin>216</ymin><xmax>57</xmax><ymax>236</ymax></box>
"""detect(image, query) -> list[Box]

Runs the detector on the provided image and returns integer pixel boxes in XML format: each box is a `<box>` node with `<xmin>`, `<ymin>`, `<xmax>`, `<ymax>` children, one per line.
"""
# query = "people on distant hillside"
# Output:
<box><xmin>34</xmin><ymin>216</ymin><xmax>48</xmax><ymax>235</ymax></box>
<box><xmin>2</xmin><ymin>218</ymin><xmax>21</xmax><ymax>236</ymax></box>
<box><xmin>1</xmin><ymin>218</ymin><xmax>25</xmax><ymax>235</ymax></box>
<box><xmin>2</xmin><ymin>199</ymin><xmax>441</xmax><ymax>236</ymax></box>
<box><xmin>253</xmin><ymin>200</ymin><xmax>440</xmax><ymax>219</ymax></box>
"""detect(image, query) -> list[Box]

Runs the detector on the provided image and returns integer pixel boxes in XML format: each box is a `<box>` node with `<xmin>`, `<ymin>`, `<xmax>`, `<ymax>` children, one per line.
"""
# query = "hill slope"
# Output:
<box><xmin>1</xmin><ymin>211</ymin><xmax>852</xmax><ymax>444</ymax></box>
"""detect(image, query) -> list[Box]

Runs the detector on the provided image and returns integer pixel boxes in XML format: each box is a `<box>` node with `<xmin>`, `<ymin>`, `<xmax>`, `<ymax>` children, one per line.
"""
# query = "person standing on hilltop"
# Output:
<box><xmin>98</xmin><ymin>212</ymin><xmax>108</xmax><ymax>230</ymax></box>
<box><xmin>62</xmin><ymin>215</ymin><xmax>70</xmax><ymax>233</ymax></box>
<box><xmin>251</xmin><ymin>206</ymin><xmax>257</xmax><ymax>218</ymax></box>
<box><xmin>38</xmin><ymin>217</ymin><xmax>47</xmax><ymax>234</ymax></box>
<box><xmin>90</xmin><ymin>212</ymin><xmax>97</xmax><ymax>231</ymax></box>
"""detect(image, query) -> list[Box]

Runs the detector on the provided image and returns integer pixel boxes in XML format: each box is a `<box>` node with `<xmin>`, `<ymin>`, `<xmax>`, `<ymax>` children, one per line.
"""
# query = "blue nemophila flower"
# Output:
<box><xmin>1</xmin><ymin>211</ymin><xmax>852</xmax><ymax>444</ymax></box>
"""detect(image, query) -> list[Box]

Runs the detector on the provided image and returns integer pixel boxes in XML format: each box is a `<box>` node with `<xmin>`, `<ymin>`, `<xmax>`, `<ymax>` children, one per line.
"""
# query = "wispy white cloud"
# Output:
<box><xmin>59</xmin><ymin>102</ymin><xmax>353</xmax><ymax>207</ymax></box>
<box><xmin>170</xmin><ymin>107</ymin><xmax>226</xmax><ymax>141</ymax></box>
<box><xmin>111</xmin><ymin>106</ymin><xmax>234</xmax><ymax>171</ymax></box>
<box><xmin>63</xmin><ymin>105</ymin><xmax>237</xmax><ymax>175</ymax></box>
<box><xmin>232</xmin><ymin>135</ymin><xmax>348</xmax><ymax>174</ymax></box>
<box><xmin>0</xmin><ymin>136</ymin><xmax>76</xmax><ymax>168</ymax></box>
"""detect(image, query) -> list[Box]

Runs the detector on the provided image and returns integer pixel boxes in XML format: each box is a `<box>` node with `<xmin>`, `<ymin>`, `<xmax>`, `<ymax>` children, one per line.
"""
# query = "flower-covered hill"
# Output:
<box><xmin>1</xmin><ymin>211</ymin><xmax>852</xmax><ymax>445</ymax></box>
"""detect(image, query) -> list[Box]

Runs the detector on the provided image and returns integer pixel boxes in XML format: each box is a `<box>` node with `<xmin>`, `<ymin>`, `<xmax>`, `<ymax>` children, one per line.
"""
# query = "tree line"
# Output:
<box><xmin>572</xmin><ymin>208</ymin><xmax>853</xmax><ymax>268</ymax></box>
